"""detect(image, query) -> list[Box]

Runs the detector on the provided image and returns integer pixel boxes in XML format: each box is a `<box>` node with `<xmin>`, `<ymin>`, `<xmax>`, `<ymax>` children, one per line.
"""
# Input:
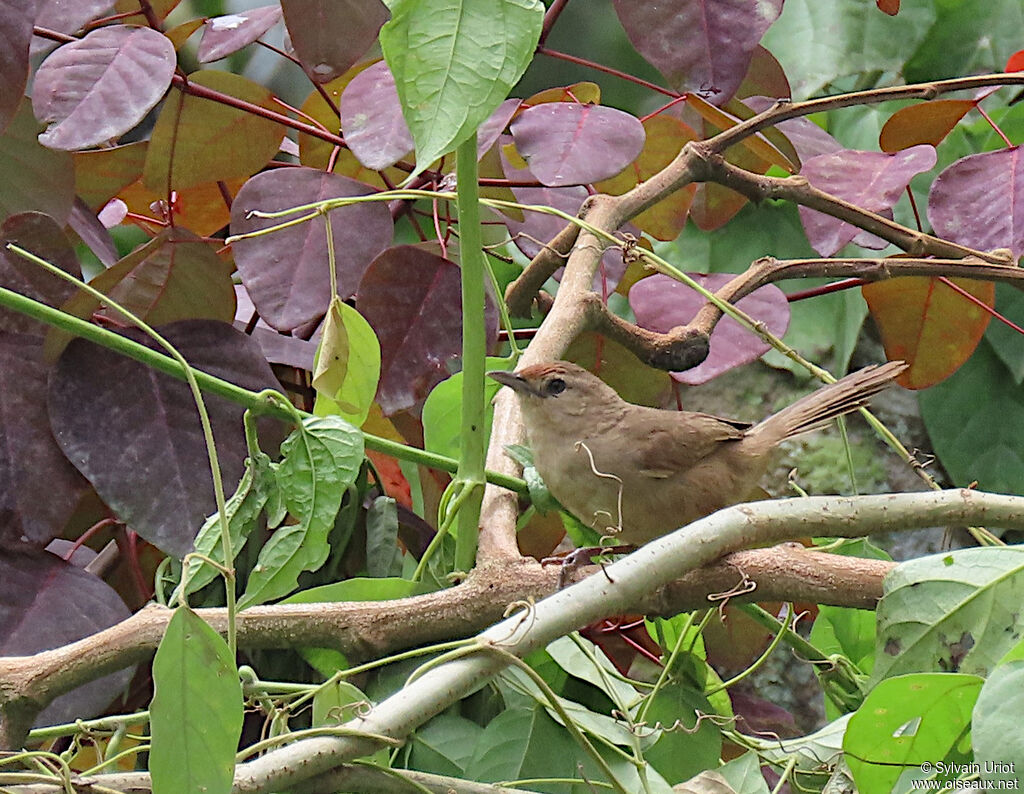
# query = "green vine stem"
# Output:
<box><xmin>453</xmin><ymin>133</ymin><xmax>488</xmax><ymax>572</ymax></box>
<box><xmin>7</xmin><ymin>244</ymin><xmax>239</xmax><ymax>658</ymax></box>
<box><xmin>0</xmin><ymin>283</ymin><xmax>528</xmax><ymax>495</ymax></box>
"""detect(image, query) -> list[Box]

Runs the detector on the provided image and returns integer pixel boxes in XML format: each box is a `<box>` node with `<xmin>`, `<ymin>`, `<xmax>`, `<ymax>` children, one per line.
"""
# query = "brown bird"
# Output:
<box><xmin>489</xmin><ymin>360</ymin><xmax>907</xmax><ymax>545</ymax></box>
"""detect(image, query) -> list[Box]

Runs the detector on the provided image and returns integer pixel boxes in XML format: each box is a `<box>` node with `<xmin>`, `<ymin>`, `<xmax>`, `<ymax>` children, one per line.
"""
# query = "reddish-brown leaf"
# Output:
<box><xmin>862</xmin><ymin>275</ymin><xmax>994</xmax><ymax>389</ymax></box>
<box><xmin>142</xmin><ymin>70</ymin><xmax>285</xmax><ymax>193</ymax></box>
<box><xmin>876</xmin><ymin>0</ymin><xmax>900</xmax><ymax>14</ymax></box>
<box><xmin>0</xmin><ymin>0</ymin><xmax>36</xmax><ymax>134</ymax></box>
<box><xmin>879</xmin><ymin>100</ymin><xmax>974</xmax><ymax>153</ymax></box>
<box><xmin>0</xmin><ymin>98</ymin><xmax>75</xmax><ymax>225</ymax></box>
<box><xmin>595</xmin><ymin>115</ymin><xmax>697</xmax><ymax>240</ymax></box>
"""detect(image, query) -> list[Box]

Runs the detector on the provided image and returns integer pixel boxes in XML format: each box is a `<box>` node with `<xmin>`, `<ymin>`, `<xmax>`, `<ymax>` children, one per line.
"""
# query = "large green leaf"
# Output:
<box><xmin>918</xmin><ymin>340</ymin><xmax>1024</xmax><ymax>495</ymax></box>
<box><xmin>973</xmin><ymin>658</ymin><xmax>1024</xmax><ymax>787</ymax></box>
<box><xmin>150</xmin><ymin>607</ymin><xmax>242</xmax><ymax>794</ymax></box>
<box><xmin>872</xmin><ymin>547</ymin><xmax>1024</xmax><ymax>683</ymax></box>
<box><xmin>380</xmin><ymin>0</ymin><xmax>543</xmax><ymax>176</ymax></box>
<box><xmin>239</xmin><ymin>416</ymin><xmax>364</xmax><ymax>608</ymax></box>
<box><xmin>845</xmin><ymin>673</ymin><xmax>980</xmax><ymax>793</ymax></box>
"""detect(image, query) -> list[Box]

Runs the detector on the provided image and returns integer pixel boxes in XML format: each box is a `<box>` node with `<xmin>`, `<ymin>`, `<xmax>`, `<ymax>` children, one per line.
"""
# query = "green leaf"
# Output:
<box><xmin>502</xmin><ymin>443</ymin><xmax>562</xmax><ymax>515</ymax></box>
<box><xmin>810</xmin><ymin>605</ymin><xmax>876</xmax><ymax>675</ymax></box>
<box><xmin>641</xmin><ymin>677</ymin><xmax>723</xmax><ymax>785</ymax></box>
<box><xmin>150</xmin><ymin>607</ymin><xmax>242</xmax><ymax>794</ymax></box>
<box><xmin>423</xmin><ymin>358</ymin><xmax>505</xmax><ymax>460</ymax></box>
<box><xmin>545</xmin><ymin>636</ymin><xmax>644</xmax><ymax>713</ymax></box>
<box><xmin>408</xmin><ymin>713</ymin><xmax>483</xmax><ymax>777</ymax></box>
<box><xmin>179</xmin><ymin>451</ymin><xmax>275</xmax><ymax>597</ymax></box>
<box><xmin>365</xmin><ymin>495</ymin><xmax>402</xmax><ymax>578</ymax></box>
<box><xmin>844</xmin><ymin>673</ymin><xmax>981</xmax><ymax>794</ymax></box>
<box><xmin>462</xmin><ymin>705</ymin><xmax>582</xmax><ymax>786</ymax></box>
<box><xmin>312</xmin><ymin>297</ymin><xmax>381</xmax><ymax>426</ymax></box>
<box><xmin>239</xmin><ymin>416</ymin><xmax>364</xmax><ymax>608</ymax></box>
<box><xmin>919</xmin><ymin>340</ymin><xmax>1024</xmax><ymax>495</ymax></box>
<box><xmin>872</xmin><ymin>546</ymin><xmax>1024</xmax><ymax>684</ymax></box>
<box><xmin>717</xmin><ymin>751</ymin><xmax>770</xmax><ymax>794</ymax></box>
<box><xmin>380</xmin><ymin>0</ymin><xmax>543</xmax><ymax>177</ymax></box>
<box><xmin>972</xmin><ymin>660</ymin><xmax>1024</xmax><ymax>785</ymax></box>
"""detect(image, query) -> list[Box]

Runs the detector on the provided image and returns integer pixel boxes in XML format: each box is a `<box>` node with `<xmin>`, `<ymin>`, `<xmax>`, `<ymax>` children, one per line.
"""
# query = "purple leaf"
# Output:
<box><xmin>629</xmin><ymin>273</ymin><xmax>790</xmax><ymax>385</ymax></box>
<box><xmin>0</xmin><ymin>334</ymin><xmax>90</xmax><ymax>545</ymax></box>
<box><xmin>928</xmin><ymin>146</ymin><xmax>1024</xmax><ymax>259</ymax></box>
<box><xmin>477</xmin><ymin>98</ymin><xmax>521</xmax><ymax>158</ymax></box>
<box><xmin>32</xmin><ymin>26</ymin><xmax>176</xmax><ymax>150</ymax></box>
<box><xmin>48</xmin><ymin>320</ymin><xmax>284</xmax><ymax>558</ymax></box>
<box><xmin>0</xmin><ymin>546</ymin><xmax>132</xmax><ymax>726</ymax></box>
<box><xmin>0</xmin><ymin>98</ymin><xmax>74</xmax><ymax>224</ymax></box>
<box><xmin>798</xmin><ymin>145</ymin><xmax>937</xmax><ymax>256</ymax></box>
<box><xmin>510</xmin><ymin>103</ymin><xmax>645</xmax><ymax>187</ymax></box>
<box><xmin>0</xmin><ymin>211</ymin><xmax>80</xmax><ymax>335</ymax></box>
<box><xmin>230</xmin><ymin>168</ymin><xmax>393</xmax><ymax>331</ymax></box>
<box><xmin>30</xmin><ymin>0</ymin><xmax>113</xmax><ymax>56</ymax></box>
<box><xmin>340</xmin><ymin>60</ymin><xmax>413</xmax><ymax>170</ymax></box>
<box><xmin>0</xmin><ymin>0</ymin><xmax>37</xmax><ymax>134</ymax></box>
<box><xmin>198</xmin><ymin>5</ymin><xmax>282</xmax><ymax>62</ymax></box>
<box><xmin>358</xmin><ymin>245</ymin><xmax>497</xmax><ymax>415</ymax></box>
<box><xmin>613</xmin><ymin>0</ymin><xmax>784</xmax><ymax>103</ymax></box>
<box><xmin>281</xmin><ymin>0</ymin><xmax>389</xmax><ymax>83</ymax></box>
<box><xmin>502</xmin><ymin>149</ymin><xmax>628</xmax><ymax>291</ymax></box>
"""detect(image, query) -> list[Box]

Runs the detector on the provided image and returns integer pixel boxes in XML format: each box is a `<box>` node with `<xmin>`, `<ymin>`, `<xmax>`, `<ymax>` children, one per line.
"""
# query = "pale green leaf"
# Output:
<box><xmin>380</xmin><ymin>0</ymin><xmax>543</xmax><ymax>176</ymax></box>
<box><xmin>312</xmin><ymin>296</ymin><xmax>381</xmax><ymax>427</ymax></box>
<box><xmin>150</xmin><ymin>607</ymin><xmax>242</xmax><ymax>794</ymax></box>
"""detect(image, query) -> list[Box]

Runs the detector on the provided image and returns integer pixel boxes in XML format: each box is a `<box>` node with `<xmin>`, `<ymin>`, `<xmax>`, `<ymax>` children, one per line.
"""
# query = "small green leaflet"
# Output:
<box><xmin>178</xmin><ymin>451</ymin><xmax>275</xmax><ymax>597</ymax></box>
<box><xmin>150</xmin><ymin>607</ymin><xmax>242</xmax><ymax>794</ymax></box>
<box><xmin>380</xmin><ymin>0</ymin><xmax>543</xmax><ymax>178</ymax></box>
<box><xmin>312</xmin><ymin>296</ymin><xmax>381</xmax><ymax>427</ymax></box>
<box><xmin>238</xmin><ymin>416</ymin><xmax>364</xmax><ymax>608</ymax></box>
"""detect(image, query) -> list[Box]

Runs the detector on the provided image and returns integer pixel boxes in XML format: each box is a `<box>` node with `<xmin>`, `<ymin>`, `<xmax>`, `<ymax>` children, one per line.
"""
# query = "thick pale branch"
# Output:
<box><xmin>0</xmin><ymin>544</ymin><xmax>893</xmax><ymax>748</ymax></box>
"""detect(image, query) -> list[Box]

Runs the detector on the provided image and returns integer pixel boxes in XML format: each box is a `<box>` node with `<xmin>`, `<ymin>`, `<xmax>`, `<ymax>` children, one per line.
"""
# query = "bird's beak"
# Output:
<box><xmin>487</xmin><ymin>370</ymin><xmax>533</xmax><ymax>395</ymax></box>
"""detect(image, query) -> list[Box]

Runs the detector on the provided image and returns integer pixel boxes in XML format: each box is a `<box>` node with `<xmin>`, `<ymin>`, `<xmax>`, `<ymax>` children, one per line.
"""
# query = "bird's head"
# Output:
<box><xmin>487</xmin><ymin>361</ymin><xmax>621</xmax><ymax>421</ymax></box>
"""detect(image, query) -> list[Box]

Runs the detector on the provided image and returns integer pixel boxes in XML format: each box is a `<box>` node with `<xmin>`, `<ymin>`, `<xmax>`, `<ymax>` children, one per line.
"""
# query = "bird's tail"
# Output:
<box><xmin>749</xmin><ymin>360</ymin><xmax>908</xmax><ymax>444</ymax></box>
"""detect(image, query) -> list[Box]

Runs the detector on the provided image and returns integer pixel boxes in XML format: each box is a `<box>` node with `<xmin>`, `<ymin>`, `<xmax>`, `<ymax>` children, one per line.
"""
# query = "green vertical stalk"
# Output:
<box><xmin>454</xmin><ymin>133</ymin><xmax>487</xmax><ymax>572</ymax></box>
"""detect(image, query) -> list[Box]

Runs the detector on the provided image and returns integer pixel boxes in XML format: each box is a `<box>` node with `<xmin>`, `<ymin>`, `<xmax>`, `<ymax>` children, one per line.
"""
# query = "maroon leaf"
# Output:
<box><xmin>358</xmin><ymin>245</ymin><xmax>497</xmax><ymax>414</ymax></box>
<box><xmin>281</xmin><ymin>0</ymin><xmax>389</xmax><ymax>83</ymax></box>
<box><xmin>0</xmin><ymin>212</ymin><xmax>81</xmax><ymax>335</ymax></box>
<box><xmin>0</xmin><ymin>334</ymin><xmax>90</xmax><ymax>545</ymax></box>
<box><xmin>477</xmin><ymin>98</ymin><xmax>521</xmax><ymax>157</ymax></box>
<box><xmin>502</xmin><ymin>150</ymin><xmax>628</xmax><ymax>291</ymax></box>
<box><xmin>47</xmin><ymin>320</ymin><xmax>283</xmax><ymax>558</ymax></box>
<box><xmin>198</xmin><ymin>5</ymin><xmax>282</xmax><ymax>62</ymax></box>
<box><xmin>32</xmin><ymin>26</ymin><xmax>176</xmax><ymax>151</ymax></box>
<box><xmin>629</xmin><ymin>273</ymin><xmax>790</xmax><ymax>385</ymax></box>
<box><xmin>0</xmin><ymin>0</ymin><xmax>37</xmax><ymax>134</ymax></box>
<box><xmin>928</xmin><ymin>146</ymin><xmax>1024</xmax><ymax>259</ymax></box>
<box><xmin>340</xmin><ymin>60</ymin><xmax>413</xmax><ymax>170</ymax></box>
<box><xmin>510</xmin><ymin>103</ymin><xmax>646</xmax><ymax>187</ymax></box>
<box><xmin>30</xmin><ymin>0</ymin><xmax>113</xmax><ymax>56</ymax></box>
<box><xmin>230</xmin><ymin>168</ymin><xmax>393</xmax><ymax>331</ymax></box>
<box><xmin>613</xmin><ymin>0</ymin><xmax>784</xmax><ymax>103</ymax></box>
<box><xmin>0</xmin><ymin>98</ymin><xmax>74</xmax><ymax>224</ymax></box>
<box><xmin>0</xmin><ymin>546</ymin><xmax>132</xmax><ymax>726</ymax></box>
<box><xmin>798</xmin><ymin>145</ymin><xmax>937</xmax><ymax>256</ymax></box>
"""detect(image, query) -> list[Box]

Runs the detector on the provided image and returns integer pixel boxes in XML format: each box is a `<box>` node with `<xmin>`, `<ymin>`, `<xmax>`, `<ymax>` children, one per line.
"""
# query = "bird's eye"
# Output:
<box><xmin>545</xmin><ymin>377</ymin><xmax>566</xmax><ymax>396</ymax></box>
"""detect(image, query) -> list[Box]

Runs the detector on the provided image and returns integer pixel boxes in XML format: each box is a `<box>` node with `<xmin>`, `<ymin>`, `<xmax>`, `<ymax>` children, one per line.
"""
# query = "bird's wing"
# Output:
<box><xmin>630</xmin><ymin>412</ymin><xmax>749</xmax><ymax>479</ymax></box>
